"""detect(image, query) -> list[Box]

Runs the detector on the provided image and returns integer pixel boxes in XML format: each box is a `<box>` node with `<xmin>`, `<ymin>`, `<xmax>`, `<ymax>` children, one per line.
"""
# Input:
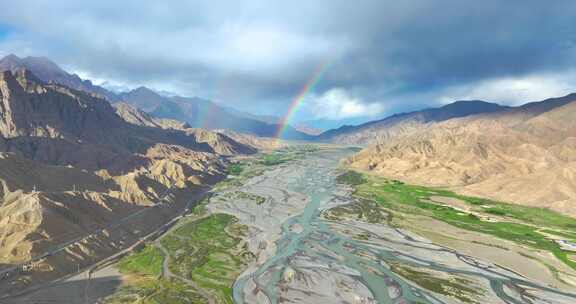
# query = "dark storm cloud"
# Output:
<box><xmin>1</xmin><ymin>0</ymin><xmax>576</xmax><ymax>118</ymax></box>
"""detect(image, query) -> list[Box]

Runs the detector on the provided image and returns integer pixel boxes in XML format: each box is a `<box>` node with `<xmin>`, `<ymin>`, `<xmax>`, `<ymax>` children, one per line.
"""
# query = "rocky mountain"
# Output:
<box><xmin>113</xmin><ymin>102</ymin><xmax>257</xmax><ymax>155</ymax></box>
<box><xmin>115</xmin><ymin>101</ymin><xmax>212</xmax><ymax>132</ymax></box>
<box><xmin>0</xmin><ymin>54</ymin><xmax>118</xmax><ymax>101</ymax></box>
<box><xmin>0</xmin><ymin>67</ymin><xmax>256</xmax><ymax>282</ymax></box>
<box><xmin>0</xmin><ymin>54</ymin><xmax>311</xmax><ymax>139</ymax></box>
<box><xmin>119</xmin><ymin>86</ymin><xmax>313</xmax><ymax>139</ymax></box>
<box><xmin>344</xmin><ymin>94</ymin><xmax>576</xmax><ymax>216</ymax></box>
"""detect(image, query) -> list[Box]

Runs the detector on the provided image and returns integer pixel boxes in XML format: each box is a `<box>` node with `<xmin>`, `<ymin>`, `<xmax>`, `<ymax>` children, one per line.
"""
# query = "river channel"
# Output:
<box><xmin>221</xmin><ymin>147</ymin><xmax>576</xmax><ymax>304</ymax></box>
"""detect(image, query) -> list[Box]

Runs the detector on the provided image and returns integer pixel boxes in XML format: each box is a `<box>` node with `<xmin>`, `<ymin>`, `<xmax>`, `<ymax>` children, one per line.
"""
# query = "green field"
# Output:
<box><xmin>105</xmin><ymin>277</ymin><xmax>207</xmax><ymax>304</ymax></box>
<box><xmin>227</xmin><ymin>163</ymin><xmax>244</xmax><ymax>175</ymax></box>
<box><xmin>161</xmin><ymin>214</ymin><xmax>253</xmax><ymax>304</ymax></box>
<box><xmin>107</xmin><ymin>213</ymin><xmax>251</xmax><ymax>304</ymax></box>
<box><xmin>117</xmin><ymin>245</ymin><xmax>164</xmax><ymax>276</ymax></box>
<box><xmin>338</xmin><ymin>171</ymin><xmax>576</xmax><ymax>271</ymax></box>
<box><xmin>108</xmin><ymin>245</ymin><xmax>207</xmax><ymax>304</ymax></box>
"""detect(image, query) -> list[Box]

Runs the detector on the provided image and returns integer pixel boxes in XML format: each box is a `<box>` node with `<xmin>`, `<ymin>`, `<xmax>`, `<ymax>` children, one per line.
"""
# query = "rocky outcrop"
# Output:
<box><xmin>114</xmin><ymin>102</ymin><xmax>256</xmax><ymax>155</ymax></box>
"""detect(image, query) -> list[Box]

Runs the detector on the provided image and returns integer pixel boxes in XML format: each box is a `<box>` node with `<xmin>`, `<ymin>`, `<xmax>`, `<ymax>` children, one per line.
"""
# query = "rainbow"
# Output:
<box><xmin>274</xmin><ymin>59</ymin><xmax>332</xmax><ymax>140</ymax></box>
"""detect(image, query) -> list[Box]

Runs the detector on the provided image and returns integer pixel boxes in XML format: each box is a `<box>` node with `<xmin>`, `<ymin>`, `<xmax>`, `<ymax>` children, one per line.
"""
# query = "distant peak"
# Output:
<box><xmin>133</xmin><ymin>86</ymin><xmax>157</xmax><ymax>94</ymax></box>
<box><xmin>439</xmin><ymin>99</ymin><xmax>506</xmax><ymax>111</ymax></box>
<box><xmin>1</xmin><ymin>54</ymin><xmax>21</xmax><ymax>62</ymax></box>
<box><xmin>0</xmin><ymin>54</ymin><xmax>24</xmax><ymax>68</ymax></box>
<box><xmin>22</xmin><ymin>55</ymin><xmax>64</xmax><ymax>70</ymax></box>
<box><xmin>23</xmin><ymin>55</ymin><xmax>53</xmax><ymax>62</ymax></box>
<box><xmin>443</xmin><ymin>100</ymin><xmax>494</xmax><ymax>106</ymax></box>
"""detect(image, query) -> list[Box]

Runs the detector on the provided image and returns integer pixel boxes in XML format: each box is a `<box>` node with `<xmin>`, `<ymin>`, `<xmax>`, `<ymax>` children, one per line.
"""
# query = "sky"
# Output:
<box><xmin>1</xmin><ymin>0</ymin><xmax>576</xmax><ymax>127</ymax></box>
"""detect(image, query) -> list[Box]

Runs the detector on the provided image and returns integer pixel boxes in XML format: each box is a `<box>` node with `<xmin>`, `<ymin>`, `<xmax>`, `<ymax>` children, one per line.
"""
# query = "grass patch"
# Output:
<box><xmin>323</xmin><ymin>199</ymin><xmax>390</xmax><ymax>224</ymax></box>
<box><xmin>111</xmin><ymin>247</ymin><xmax>207</xmax><ymax>303</ymax></box>
<box><xmin>260</xmin><ymin>153</ymin><xmax>291</xmax><ymax>166</ymax></box>
<box><xmin>215</xmin><ymin>159</ymin><xmax>265</xmax><ymax>191</ymax></box>
<box><xmin>104</xmin><ymin>278</ymin><xmax>207</xmax><ymax>304</ymax></box>
<box><xmin>117</xmin><ymin>245</ymin><xmax>164</xmax><ymax>277</ymax></box>
<box><xmin>227</xmin><ymin>163</ymin><xmax>243</xmax><ymax>175</ymax></box>
<box><xmin>336</xmin><ymin>171</ymin><xmax>366</xmax><ymax>186</ymax></box>
<box><xmin>389</xmin><ymin>263</ymin><xmax>482</xmax><ymax>303</ymax></box>
<box><xmin>223</xmin><ymin>191</ymin><xmax>266</xmax><ymax>205</ymax></box>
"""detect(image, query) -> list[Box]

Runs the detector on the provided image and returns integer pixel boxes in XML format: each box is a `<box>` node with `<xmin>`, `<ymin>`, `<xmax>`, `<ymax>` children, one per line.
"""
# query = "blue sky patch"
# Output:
<box><xmin>0</xmin><ymin>23</ymin><xmax>13</xmax><ymax>40</ymax></box>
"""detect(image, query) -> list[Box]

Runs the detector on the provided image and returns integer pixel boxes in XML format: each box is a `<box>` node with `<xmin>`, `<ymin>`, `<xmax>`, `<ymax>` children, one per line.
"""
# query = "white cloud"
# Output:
<box><xmin>310</xmin><ymin>88</ymin><xmax>384</xmax><ymax>119</ymax></box>
<box><xmin>438</xmin><ymin>74</ymin><xmax>576</xmax><ymax>106</ymax></box>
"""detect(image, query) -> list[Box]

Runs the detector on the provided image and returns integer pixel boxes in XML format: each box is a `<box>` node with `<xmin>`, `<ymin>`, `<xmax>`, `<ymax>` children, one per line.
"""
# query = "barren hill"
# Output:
<box><xmin>345</xmin><ymin>96</ymin><xmax>576</xmax><ymax>216</ymax></box>
<box><xmin>319</xmin><ymin>100</ymin><xmax>508</xmax><ymax>145</ymax></box>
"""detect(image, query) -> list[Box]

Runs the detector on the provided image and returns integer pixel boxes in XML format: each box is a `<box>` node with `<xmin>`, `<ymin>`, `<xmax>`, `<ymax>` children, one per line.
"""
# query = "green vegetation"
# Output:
<box><xmin>389</xmin><ymin>263</ymin><xmax>482</xmax><ymax>303</ymax></box>
<box><xmin>260</xmin><ymin>153</ymin><xmax>292</xmax><ymax>166</ymax></box>
<box><xmin>223</xmin><ymin>191</ymin><xmax>266</xmax><ymax>205</ymax></box>
<box><xmin>323</xmin><ymin>199</ymin><xmax>389</xmax><ymax>224</ymax></box>
<box><xmin>338</xmin><ymin>170</ymin><xmax>576</xmax><ymax>271</ymax></box>
<box><xmin>216</xmin><ymin>160</ymin><xmax>265</xmax><ymax>190</ymax></box>
<box><xmin>227</xmin><ymin>163</ymin><xmax>243</xmax><ymax>175</ymax></box>
<box><xmin>259</xmin><ymin>145</ymin><xmax>319</xmax><ymax>166</ymax></box>
<box><xmin>107</xmin><ymin>145</ymin><xmax>321</xmax><ymax>304</ymax></box>
<box><xmin>105</xmin><ymin>278</ymin><xmax>207</xmax><ymax>304</ymax></box>
<box><xmin>117</xmin><ymin>245</ymin><xmax>164</xmax><ymax>277</ymax></box>
<box><xmin>336</xmin><ymin>171</ymin><xmax>366</xmax><ymax>186</ymax></box>
<box><xmin>220</xmin><ymin>145</ymin><xmax>320</xmax><ymax>189</ymax></box>
<box><xmin>161</xmin><ymin>214</ymin><xmax>253</xmax><ymax>304</ymax></box>
<box><xmin>108</xmin><ymin>246</ymin><xmax>207</xmax><ymax>304</ymax></box>
<box><xmin>109</xmin><ymin>214</ymin><xmax>251</xmax><ymax>304</ymax></box>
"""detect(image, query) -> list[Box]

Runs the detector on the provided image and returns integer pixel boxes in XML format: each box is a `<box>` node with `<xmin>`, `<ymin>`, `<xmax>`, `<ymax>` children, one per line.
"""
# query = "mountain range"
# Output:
<box><xmin>118</xmin><ymin>86</ymin><xmax>313</xmax><ymax>139</ymax></box>
<box><xmin>0</xmin><ymin>65</ymin><xmax>265</xmax><ymax>284</ymax></box>
<box><xmin>328</xmin><ymin>93</ymin><xmax>576</xmax><ymax>216</ymax></box>
<box><xmin>0</xmin><ymin>54</ymin><xmax>312</xmax><ymax>139</ymax></box>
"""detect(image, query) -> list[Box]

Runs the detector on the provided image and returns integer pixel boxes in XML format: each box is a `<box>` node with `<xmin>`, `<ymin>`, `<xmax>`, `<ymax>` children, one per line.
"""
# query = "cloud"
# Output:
<box><xmin>310</xmin><ymin>88</ymin><xmax>384</xmax><ymax>119</ymax></box>
<box><xmin>0</xmin><ymin>0</ymin><xmax>576</xmax><ymax>120</ymax></box>
<box><xmin>438</xmin><ymin>73</ymin><xmax>576</xmax><ymax>106</ymax></box>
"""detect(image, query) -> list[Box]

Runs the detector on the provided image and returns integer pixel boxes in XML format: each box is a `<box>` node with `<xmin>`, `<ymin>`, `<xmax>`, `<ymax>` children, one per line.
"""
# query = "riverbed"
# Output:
<box><xmin>208</xmin><ymin>147</ymin><xmax>576</xmax><ymax>304</ymax></box>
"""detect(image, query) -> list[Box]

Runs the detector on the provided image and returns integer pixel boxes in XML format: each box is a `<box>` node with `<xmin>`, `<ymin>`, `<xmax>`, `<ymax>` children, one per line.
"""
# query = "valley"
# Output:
<box><xmin>11</xmin><ymin>145</ymin><xmax>576</xmax><ymax>304</ymax></box>
<box><xmin>1</xmin><ymin>3</ymin><xmax>576</xmax><ymax>303</ymax></box>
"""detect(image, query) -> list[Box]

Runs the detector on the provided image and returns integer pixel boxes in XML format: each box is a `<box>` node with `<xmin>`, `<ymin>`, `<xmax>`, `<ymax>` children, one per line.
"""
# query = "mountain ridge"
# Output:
<box><xmin>318</xmin><ymin>94</ymin><xmax>576</xmax><ymax>145</ymax></box>
<box><xmin>0</xmin><ymin>67</ymin><xmax>261</xmax><ymax>286</ymax></box>
<box><xmin>119</xmin><ymin>86</ymin><xmax>313</xmax><ymax>139</ymax></box>
<box><xmin>0</xmin><ymin>54</ymin><xmax>119</xmax><ymax>102</ymax></box>
<box><xmin>344</xmin><ymin>94</ymin><xmax>576</xmax><ymax>216</ymax></box>
<box><xmin>0</xmin><ymin>54</ymin><xmax>311</xmax><ymax>139</ymax></box>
